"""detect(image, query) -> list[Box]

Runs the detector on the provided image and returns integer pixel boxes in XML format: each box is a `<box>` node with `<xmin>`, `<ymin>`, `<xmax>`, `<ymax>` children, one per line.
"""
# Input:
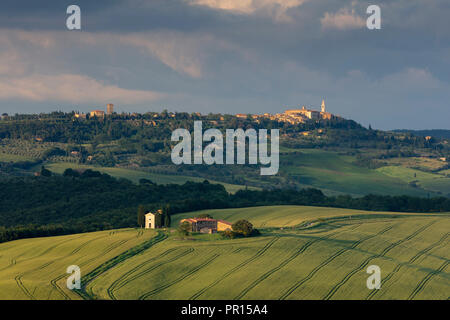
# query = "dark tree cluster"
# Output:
<box><xmin>0</xmin><ymin>169</ymin><xmax>449</xmax><ymax>243</ymax></box>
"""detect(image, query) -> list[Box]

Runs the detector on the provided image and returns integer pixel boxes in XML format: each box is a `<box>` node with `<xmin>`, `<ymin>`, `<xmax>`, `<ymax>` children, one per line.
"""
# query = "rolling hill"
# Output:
<box><xmin>0</xmin><ymin>206</ymin><xmax>448</xmax><ymax>300</ymax></box>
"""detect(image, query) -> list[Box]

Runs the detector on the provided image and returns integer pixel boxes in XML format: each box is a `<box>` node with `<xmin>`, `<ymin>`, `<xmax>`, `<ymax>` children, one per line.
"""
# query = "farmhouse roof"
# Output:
<box><xmin>217</xmin><ymin>220</ymin><xmax>232</xmax><ymax>225</ymax></box>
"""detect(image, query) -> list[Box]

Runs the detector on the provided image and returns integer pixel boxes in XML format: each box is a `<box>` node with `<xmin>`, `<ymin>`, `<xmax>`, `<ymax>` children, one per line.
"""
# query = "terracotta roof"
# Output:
<box><xmin>181</xmin><ymin>218</ymin><xmax>231</xmax><ymax>224</ymax></box>
<box><xmin>217</xmin><ymin>220</ymin><xmax>232</xmax><ymax>225</ymax></box>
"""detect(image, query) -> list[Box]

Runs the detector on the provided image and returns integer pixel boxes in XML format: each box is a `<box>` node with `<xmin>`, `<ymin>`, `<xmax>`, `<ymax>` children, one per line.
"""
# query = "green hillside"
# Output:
<box><xmin>171</xmin><ymin>205</ymin><xmax>441</xmax><ymax>228</ymax></box>
<box><xmin>280</xmin><ymin>149</ymin><xmax>446</xmax><ymax>197</ymax></box>
<box><xmin>1</xmin><ymin>112</ymin><xmax>449</xmax><ymax>197</ymax></box>
<box><xmin>1</xmin><ymin>206</ymin><xmax>448</xmax><ymax>300</ymax></box>
<box><xmin>45</xmin><ymin>162</ymin><xmax>257</xmax><ymax>193</ymax></box>
<box><xmin>0</xmin><ymin>228</ymin><xmax>156</xmax><ymax>299</ymax></box>
<box><xmin>376</xmin><ymin>166</ymin><xmax>450</xmax><ymax>196</ymax></box>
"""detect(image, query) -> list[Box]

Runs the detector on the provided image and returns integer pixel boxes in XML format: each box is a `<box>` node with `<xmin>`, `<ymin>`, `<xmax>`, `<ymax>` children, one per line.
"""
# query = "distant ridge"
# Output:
<box><xmin>393</xmin><ymin>129</ymin><xmax>450</xmax><ymax>139</ymax></box>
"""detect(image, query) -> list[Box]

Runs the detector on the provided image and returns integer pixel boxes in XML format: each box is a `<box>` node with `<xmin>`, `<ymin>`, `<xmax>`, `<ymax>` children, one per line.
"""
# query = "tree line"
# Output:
<box><xmin>1</xmin><ymin>170</ymin><xmax>450</xmax><ymax>243</ymax></box>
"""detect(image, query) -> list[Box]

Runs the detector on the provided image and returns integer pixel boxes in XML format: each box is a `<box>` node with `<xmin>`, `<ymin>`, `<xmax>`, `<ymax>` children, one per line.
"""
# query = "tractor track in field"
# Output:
<box><xmin>367</xmin><ymin>232</ymin><xmax>449</xmax><ymax>300</ymax></box>
<box><xmin>4</xmin><ymin>235</ymin><xmax>85</xmax><ymax>273</ymax></box>
<box><xmin>278</xmin><ymin>224</ymin><xmax>392</xmax><ymax>300</ymax></box>
<box><xmin>138</xmin><ymin>253</ymin><xmax>221</xmax><ymax>300</ymax></box>
<box><xmin>323</xmin><ymin>220</ymin><xmax>436</xmax><ymax>300</ymax></box>
<box><xmin>0</xmin><ymin>258</ymin><xmax>16</xmax><ymax>272</ymax></box>
<box><xmin>108</xmin><ymin>248</ymin><xmax>194</xmax><ymax>300</ymax></box>
<box><xmin>408</xmin><ymin>259</ymin><xmax>450</xmax><ymax>300</ymax></box>
<box><xmin>189</xmin><ymin>237</ymin><xmax>280</xmax><ymax>300</ymax></box>
<box><xmin>36</xmin><ymin>235</ymin><xmax>84</xmax><ymax>257</ymax></box>
<box><xmin>70</xmin><ymin>235</ymin><xmax>110</xmax><ymax>255</ymax></box>
<box><xmin>106</xmin><ymin>247</ymin><xmax>180</xmax><ymax>299</ymax></box>
<box><xmin>15</xmin><ymin>274</ymin><xmax>34</xmax><ymax>300</ymax></box>
<box><xmin>234</xmin><ymin>225</ymin><xmax>359</xmax><ymax>300</ymax></box>
<box><xmin>75</xmin><ymin>231</ymin><xmax>168</xmax><ymax>300</ymax></box>
<box><xmin>49</xmin><ymin>274</ymin><xmax>71</xmax><ymax>300</ymax></box>
<box><xmin>48</xmin><ymin>235</ymin><xmax>137</xmax><ymax>300</ymax></box>
<box><xmin>15</xmin><ymin>261</ymin><xmax>55</xmax><ymax>300</ymax></box>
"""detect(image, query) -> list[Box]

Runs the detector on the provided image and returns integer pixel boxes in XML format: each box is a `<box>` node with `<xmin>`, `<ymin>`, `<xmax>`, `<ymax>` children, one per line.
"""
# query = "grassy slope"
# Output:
<box><xmin>45</xmin><ymin>162</ymin><xmax>257</xmax><ymax>193</ymax></box>
<box><xmin>2</xmin><ymin>144</ymin><xmax>449</xmax><ymax>196</ymax></box>
<box><xmin>377</xmin><ymin>166</ymin><xmax>450</xmax><ymax>196</ymax></box>
<box><xmin>46</xmin><ymin>149</ymin><xmax>450</xmax><ymax>197</ymax></box>
<box><xmin>171</xmin><ymin>205</ymin><xmax>433</xmax><ymax>228</ymax></box>
<box><xmin>86</xmin><ymin>207</ymin><xmax>449</xmax><ymax>300</ymax></box>
<box><xmin>0</xmin><ymin>153</ymin><xmax>33</xmax><ymax>162</ymax></box>
<box><xmin>0</xmin><ymin>206</ymin><xmax>448</xmax><ymax>300</ymax></box>
<box><xmin>0</xmin><ymin>228</ymin><xmax>156</xmax><ymax>300</ymax></box>
<box><xmin>280</xmin><ymin>149</ymin><xmax>437</xmax><ymax>197</ymax></box>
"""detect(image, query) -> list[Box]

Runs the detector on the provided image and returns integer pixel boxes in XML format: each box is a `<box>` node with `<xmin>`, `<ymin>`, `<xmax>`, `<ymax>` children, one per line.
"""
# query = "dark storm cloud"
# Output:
<box><xmin>0</xmin><ymin>0</ymin><xmax>449</xmax><ymax>129</ymax></box>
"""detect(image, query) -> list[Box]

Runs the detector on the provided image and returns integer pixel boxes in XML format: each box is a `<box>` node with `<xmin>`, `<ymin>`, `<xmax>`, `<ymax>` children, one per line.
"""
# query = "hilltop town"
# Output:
<box><xmin>1</xmin><ymin>100</ymin><xmax>338</xmax><ymax>127</ymax></box>
<box><xmin>71</xmin><ymin>100</ymin><xmax>336</xmax><ymax>125</ymax></box>
<box><xmin>236</xmin><ymin>100</ymin><xmax>338</xmax><ymax>124</ymax></box>
<box><xmin>74</xmin><ymin>103</ymin><xmax>115</xmax><ymax>119</ymax></box>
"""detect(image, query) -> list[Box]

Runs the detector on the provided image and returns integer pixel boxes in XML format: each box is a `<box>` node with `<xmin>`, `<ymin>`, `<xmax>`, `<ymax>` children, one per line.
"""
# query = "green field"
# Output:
<box><xmin>171</xmin><ymin>205</ymin><xmax>433</xmax><ymax>228</ymax></box>
<box><xmin>280</xmin><ymin>149</ymin><xmax>445</xmax><ymax>197</ymax></box>
<box><xmin>0</xmin><ymin>152</ymin><xmax>33</xmax><ymax>162</ymax></box>
<box><xmin>0</xmin><ymin>206</ymin><xmax>448</xmax><ymax>300</ymax></box>
<box><xmin>45</xmin><ymin>162</ymin><xmax>256</xmax><ymax>193</ymax></box>
<box><xmin>2</xmin><ymin>143</ymin><xmax>449</xmax><ymax>196</ymax></box>
<box><xmin>0</xmin><ymin>228</ymin><xmax>156</xmax><ymax>300</ymax></box>
<box><xmin>377</xmin><ymin>166</ymin><xmax>450</xmax><ymax>196</ymax></box>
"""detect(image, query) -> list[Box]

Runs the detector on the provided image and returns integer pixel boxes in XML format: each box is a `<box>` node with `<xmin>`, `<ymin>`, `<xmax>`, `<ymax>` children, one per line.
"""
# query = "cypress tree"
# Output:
<box><xmin>137</xmin><ymin>205</ymin><xmax>146</xmax><ymax>228</ymax></box>
<box><xmin>164</xmin><ymin>205</ymin><xmax>171</xmax><ymax>227</ymax></box>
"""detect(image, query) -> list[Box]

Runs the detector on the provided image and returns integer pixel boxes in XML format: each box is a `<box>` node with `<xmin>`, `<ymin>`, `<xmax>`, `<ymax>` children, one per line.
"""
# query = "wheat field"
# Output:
<box><xmin>0</xmin><ymin>206</ymin><xmax>448</xmax><ymax>300</ymax></box>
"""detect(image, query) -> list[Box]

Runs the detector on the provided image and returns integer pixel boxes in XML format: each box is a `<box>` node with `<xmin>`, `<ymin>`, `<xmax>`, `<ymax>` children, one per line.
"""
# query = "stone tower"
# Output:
<box><xmin>321</xmin><ymin>99</ymin><xmax>325</xmax><ymax>113</ymax></box>
<box><xmin>107</xmin><ymin>103</ymin><xmax>114</xmax><ymax>115</ymax></box>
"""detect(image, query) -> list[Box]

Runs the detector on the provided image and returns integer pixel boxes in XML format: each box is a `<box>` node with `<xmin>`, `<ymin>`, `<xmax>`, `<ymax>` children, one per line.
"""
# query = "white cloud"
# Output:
<box><xmin>321</xmin><ymin>8</ymin><xmax>365</xmax><ymax>30</ymax></box>
<box><xmin>117</xmin><ymin>32</ymin><xmax>208</xmax><ymax>78</ymax></box>
<box><xmin>0</xmin><ymin>29</ymin><xmax>213</xmax><ymax>79</ymax></box>
<box><xmin>186</xmin><ymin>0</ymin><xmax>308</xmax><ymax>22</ymax></box>
<box><xmin>0</xmin><ymin>50</ymin><xmax>29</xmax><ymax>77</ymax></box>
<box><xmin>0</xmin><ymin>74</ymin><xmax>163</xmax><ymax>104</ymax></box>
<box><xmin>379</xmin><ymin>68</ymin><xmax>443</xmax><ymax>91</ymax></box>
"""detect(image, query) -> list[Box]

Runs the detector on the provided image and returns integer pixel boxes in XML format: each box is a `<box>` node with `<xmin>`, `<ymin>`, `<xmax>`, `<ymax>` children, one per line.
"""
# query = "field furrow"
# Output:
<box><xmin>139</xmin><ymin>253</ymin><xmax>221</xmax><ymax>300</ymax></box>
<box><xmin>189</xmin><ymin>237</ymin><xmax>280</xmax><ymax>300</ymax></box>
<box><xmin>278</xmin><ymin>224</ymin><xmax>392</xmax><ymax>300</ymax></box>
<box><xmin>323</xmin><ymin>219</ymin><xmax>436</xmax><ymax>300</ymax></box>
<box><xmin>408</xmin><ymin>259</ymin><xmax>450</xmax><ymax>300</ymax></box>
<box><xmin>367</xmin><ymin>232</ymin><xmax>449</xmax><ymax>300</ymax></box>
<box><xmin>108</xmin><ymin>248</ymin><xmax>195</xmax><ymax>299</ymax></box>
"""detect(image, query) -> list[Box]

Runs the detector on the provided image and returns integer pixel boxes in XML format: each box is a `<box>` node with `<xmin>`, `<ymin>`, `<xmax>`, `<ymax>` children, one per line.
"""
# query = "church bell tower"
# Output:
<box><xmin>321</xmin><ymin>99</ymin><xmax>326</xmax><ymax>113</ymax></box>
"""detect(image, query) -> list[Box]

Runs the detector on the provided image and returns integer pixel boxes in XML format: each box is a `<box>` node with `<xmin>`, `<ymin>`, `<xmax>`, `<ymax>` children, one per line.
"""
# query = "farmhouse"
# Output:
<box><xmin>180</xmin><ymin>218</ymin><xmax>232</xmax><ymax>234</ymax></box>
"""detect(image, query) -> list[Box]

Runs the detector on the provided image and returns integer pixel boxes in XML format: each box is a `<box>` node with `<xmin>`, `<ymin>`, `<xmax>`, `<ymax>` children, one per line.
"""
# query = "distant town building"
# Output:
<box><xmin>236</xmin><ymin>113</ymin><xmax>248</xmax><ymax>119</ymax></box>
<box><xmin>1</xmin><ymin>113</ymin><xmax>8</xmax><ymax>120</ymax></box>
<box><xmin>107</xmin><ymin>104</ymin><xmax>114</xmax><ymax>115</ymax></box>
<box><xmin>285</xmin><ymin>106</ymin><xmax>320</xmax><ymax>120</ymax></box>
<box><xmin>180</xmin><ymin>218</ymin><xmax>232</xmax><ymax>234</ymax></box>
<box><xmin>90</xmin><ymin>110</ymin><xmax>105</xmax><ymax>118</ymax></box>
<box><xmin>258</xmin><ymin>99</ymin><xmax>337</xmax><ymax>124</ymax></box>
<box><xmin>74</xmin><ymin>113</ymin><xmax>87</xmax><ymax>119</ymax></box>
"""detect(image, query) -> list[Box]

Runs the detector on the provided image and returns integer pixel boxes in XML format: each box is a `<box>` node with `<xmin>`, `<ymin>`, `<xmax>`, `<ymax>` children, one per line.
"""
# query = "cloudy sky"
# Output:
<box><xmin>0</xmin><ymin>0</ymin><xmax>449</xmax><ymax>129</ymax></box>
